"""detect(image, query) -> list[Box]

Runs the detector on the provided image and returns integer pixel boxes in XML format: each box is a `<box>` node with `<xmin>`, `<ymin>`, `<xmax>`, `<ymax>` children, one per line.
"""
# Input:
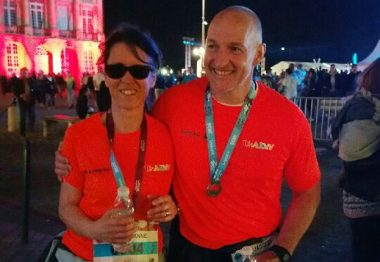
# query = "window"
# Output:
<box><xmin>80</xmin><ymin>6</ymin><xmax>93</xmax><ymax>36</ymax></box>
<box><xmin>57</xmin><ymin>5</ymin><xmax>69</xmax><ymax>31</ymax></box>
<box><xmin>6</xmin><ymin>43</ymin><xmax>19</xmax><ymax>74</ymax></box>
<box><xmin>61</xmin><ymin>49</ymin><xmax>70</xmax><ymax>72</ymax></box>
<box><xmin>83</xmin><ymin>50</ymin><xmax>94</xmax><ymax>73</ymax></box>
<box><xmin>30</xmin><ymin>3</ymin><xmax>44</xmax><ymax>29</ymax></box>
<box><xmin>4</xmin><ymin>0</ymin><xmax>16</xmax><ymax>26</ymax></box>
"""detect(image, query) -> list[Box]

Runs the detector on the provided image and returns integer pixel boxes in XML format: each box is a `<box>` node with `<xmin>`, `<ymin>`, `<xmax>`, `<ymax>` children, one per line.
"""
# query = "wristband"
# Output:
<box><xmin>269</xmin><ymin>245</ymin><xmax>292</xmax><ymax>262</ymax></box>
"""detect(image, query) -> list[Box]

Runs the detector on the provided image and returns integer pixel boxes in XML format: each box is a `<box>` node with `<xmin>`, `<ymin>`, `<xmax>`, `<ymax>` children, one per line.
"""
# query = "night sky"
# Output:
<box><xmin>103</xmin><ymin>0</ymin><xmax>380</xmax><ymax>70</ymax></box>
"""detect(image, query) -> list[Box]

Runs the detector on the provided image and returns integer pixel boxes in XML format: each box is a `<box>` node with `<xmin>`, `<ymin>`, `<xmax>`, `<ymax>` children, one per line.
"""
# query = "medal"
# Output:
<box><xmin>207</xmin><ymin>182</ymin><xmax>222</xmax><ymax>197</ymax></box>
<box><xmin>204</xmin><ymin>82</ymin><xmax>257</xmax><ymax>198</ymax></box>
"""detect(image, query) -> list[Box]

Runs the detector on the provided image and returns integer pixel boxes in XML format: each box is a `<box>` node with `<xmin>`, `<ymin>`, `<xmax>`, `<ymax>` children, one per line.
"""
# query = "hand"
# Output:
<box><xmin>54</xmin><ymin>141</ymin><xmax>71</xmax><ymax>182</ymax></box>
<box><xmin>90</xmin><ymin>209</ymin><xmax>137</xmax><ymax>244</ymax></box>
<box><xmin>255</xmin><ymin>250</ymin><xmax>280</xmax><ymax>262</ymax></box>
<box><xmin>146</xmin><ymin>195</ymin><xmax>178</xmax><ymax>223</ymax></box>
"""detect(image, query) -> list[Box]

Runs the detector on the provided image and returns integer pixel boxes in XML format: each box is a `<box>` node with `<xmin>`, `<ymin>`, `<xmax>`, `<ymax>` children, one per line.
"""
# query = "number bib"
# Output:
<box><xmin>94</xmin><ymin>220</ymin><xmax>159</xmax><ymax>262</ymax></box>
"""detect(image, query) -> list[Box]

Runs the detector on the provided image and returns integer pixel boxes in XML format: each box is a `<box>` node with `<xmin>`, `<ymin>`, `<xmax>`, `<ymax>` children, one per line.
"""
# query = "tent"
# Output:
<box><xmin>358</xmin><ymin>39</ymin><xmax>380</xmax><ymax>71</ymax></box>
<box><xmin>270</xmin><ymin>61</ymin><xmax>350</xmax><ymax>75</ymax></box>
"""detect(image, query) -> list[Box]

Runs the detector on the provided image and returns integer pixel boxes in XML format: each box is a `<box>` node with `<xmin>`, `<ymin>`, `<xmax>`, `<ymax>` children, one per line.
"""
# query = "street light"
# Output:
<box><xmin>193</xmin><ymin>47</ymin><xmax>205</xmax><ymax>77</ymax></box>
<box><xmin>201</xmin><ymin>0</ymin><xmax>206</xmax><ymax>48</ymax></box>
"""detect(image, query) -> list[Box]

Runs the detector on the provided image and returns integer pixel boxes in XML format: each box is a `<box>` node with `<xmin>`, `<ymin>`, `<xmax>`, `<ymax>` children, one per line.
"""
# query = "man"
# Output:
<box><xmin>56</xmin><ymin>6</ymin><xmax>320</xmax><ymax>261</ymax></box>
<box><xmin>322</xmin><ymin>64</ymin><xmax>340</xmax><ymax>97</ymax></box>
<box><xmin>65</xmin><ymin>71</ymin><xmax>75</xmax><ymax>108</ymax></box>
<box><xmin>12</xmin><ymin>68</ymin><xmax>36</xmax><ymax>134</ymax></box>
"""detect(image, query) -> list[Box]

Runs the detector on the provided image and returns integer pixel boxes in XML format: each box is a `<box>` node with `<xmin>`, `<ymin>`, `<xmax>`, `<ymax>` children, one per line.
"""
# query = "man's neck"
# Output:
<box><xmin>211</xmin><ymin>81</ymin><xmax>253</xmax><ymax>106</ymax></box>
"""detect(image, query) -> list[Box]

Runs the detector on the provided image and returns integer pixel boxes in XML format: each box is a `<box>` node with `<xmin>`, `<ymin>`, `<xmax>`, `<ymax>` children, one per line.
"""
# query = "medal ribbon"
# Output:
<box><xmin>205</xmin><ymin>82</ymin><xmax>257</xmax><ymax>190</ymax></box>
<box><xmin>106</xmin><ymin>111</ymin><xmax>147</xmax><ymax>206</ymax></box>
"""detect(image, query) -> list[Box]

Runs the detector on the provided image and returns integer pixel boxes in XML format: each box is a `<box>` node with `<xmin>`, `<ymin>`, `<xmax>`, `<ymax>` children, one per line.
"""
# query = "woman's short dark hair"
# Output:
<box><xmin>104</xmin><ymin>23</ymin><xmax>162</xmax><ymax>71</ymax></box>
<box><xmin>361</xmin><ymin>57</ymin><xmax>380</xmax><ymax>95</ymax></box>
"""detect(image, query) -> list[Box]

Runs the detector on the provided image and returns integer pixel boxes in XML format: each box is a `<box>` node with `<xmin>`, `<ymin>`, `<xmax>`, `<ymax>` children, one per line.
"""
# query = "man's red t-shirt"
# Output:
<box><xmin>152</xmin><ymin>77</ymin><xmax>320</xmax><ymax>249</ymax></box>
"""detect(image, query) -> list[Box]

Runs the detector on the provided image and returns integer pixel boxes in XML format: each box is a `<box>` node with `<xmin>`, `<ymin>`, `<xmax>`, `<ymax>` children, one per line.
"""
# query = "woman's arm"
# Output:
<box><xmin>59</xmin><ymin>182</ymin><xmax>137</xmax><ymax>244</ymax></box>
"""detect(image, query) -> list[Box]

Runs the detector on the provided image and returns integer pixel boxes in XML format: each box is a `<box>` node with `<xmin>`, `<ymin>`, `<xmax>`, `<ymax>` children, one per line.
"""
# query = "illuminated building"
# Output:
<box><xmin>0</xmin><ymin>0</ymin><xmax>104</xmax><ymax>83</ymax></box>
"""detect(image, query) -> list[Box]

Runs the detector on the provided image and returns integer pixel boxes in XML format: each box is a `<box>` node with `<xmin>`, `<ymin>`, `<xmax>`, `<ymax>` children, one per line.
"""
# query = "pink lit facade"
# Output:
<box><xmin>0</xmin><ymin>0</ymin><xmax>104</xmax><ymax>82</ymax></box>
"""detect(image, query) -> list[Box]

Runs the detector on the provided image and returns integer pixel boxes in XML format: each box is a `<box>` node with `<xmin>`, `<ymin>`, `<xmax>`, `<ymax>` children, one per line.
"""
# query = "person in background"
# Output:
<box><xmin>55</xmin><ymin>6</ymin><xmax>320</xmax><ymax>262</ymax></box>
<box><xmin>280</xmin><ymin>67</ymin><xmax>298</xmax><ymax>100</ymax></box>
<box><xmin>65</xmin><ymin>71</ymin><xmax>75</xmax><ymax>108</ymax></box>
<box><xmin>49</xmin><ymin>23</ymin><xmax>177</xmax><ymax>261</ymax></box>
<box><xmin>332</xmin><ymin>57</ymin><xmax>380</xmax><ymax>262</ymax></box>
<box><xmin>13</xmin><ymin>68</ymin><xmax>36</xmax><ymax>134</ymax></box>
<box><xmin>182</xmin><ymin>67</ymin><xmax>197</xmax><ymax>83</ymax></box>
<box><xmin>46</xmin><ymin>73</ymin><xmax>57</xmax><ymax>108</ymax></box>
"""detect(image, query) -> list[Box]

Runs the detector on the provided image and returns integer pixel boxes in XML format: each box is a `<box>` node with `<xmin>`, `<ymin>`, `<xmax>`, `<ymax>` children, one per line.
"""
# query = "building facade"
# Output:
<box><xmin>0</xmin><ymin>0</ymin><xmax>104</xmax><ymax>82</ymax></box>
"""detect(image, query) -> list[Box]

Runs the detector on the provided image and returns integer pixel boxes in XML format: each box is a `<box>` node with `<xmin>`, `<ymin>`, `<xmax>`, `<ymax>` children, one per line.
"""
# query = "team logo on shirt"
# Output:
<box><xmin>243</xmin><ymin>140</ymin><xmax>275</xmax><ymax>151</ymax></box>
<box><xmin>180</xmin><ymin>129</ymin><xmax>202</xmax><ymax>138</ymax></box>
<box><xmin>145</xmin><ymin>164</ymin><xmax>171</xmax><ymax>172</ymax></box>
<box><xmin>83</xmin><ymin>167</ymin><xmax>111</xmax><ymax>174</ymax></box>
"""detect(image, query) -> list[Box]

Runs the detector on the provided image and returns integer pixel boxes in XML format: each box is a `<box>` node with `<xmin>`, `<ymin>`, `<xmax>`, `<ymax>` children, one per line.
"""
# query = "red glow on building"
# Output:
<box><xmin>0</xmin><ymin>0</ymin><xmax>104</xmax><ymax>84</ymax></box>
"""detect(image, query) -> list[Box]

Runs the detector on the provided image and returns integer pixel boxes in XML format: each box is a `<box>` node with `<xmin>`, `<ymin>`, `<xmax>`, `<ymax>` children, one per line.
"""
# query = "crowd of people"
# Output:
<box><xmin>261</xmin><ymin>63</ymin><xmax>362</xmax><ymax>99</ymax></box>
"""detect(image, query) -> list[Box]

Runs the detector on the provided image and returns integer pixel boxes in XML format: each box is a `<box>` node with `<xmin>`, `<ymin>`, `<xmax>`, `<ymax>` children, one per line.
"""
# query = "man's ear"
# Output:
<box><xmin>253</xmin><ymin>43</ymin><xmax>266</xmax><ymax>65</ymax></box>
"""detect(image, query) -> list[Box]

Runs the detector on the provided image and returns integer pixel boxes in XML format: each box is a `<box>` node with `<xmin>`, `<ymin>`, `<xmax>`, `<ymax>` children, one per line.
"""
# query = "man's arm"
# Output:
<box><xmin>54</xmin><ymin>142</ymin><xmax>71</xmax><ymax>181</ymax></box>
<box><xmin>275</xmin><ymin>182</ymin><xmax>321</xmax><ymax>253</ymax></box>
<box><xmin>255</xmin><ymin>182</ymin><xmax>320</xmax><ymax>262</ymax></box>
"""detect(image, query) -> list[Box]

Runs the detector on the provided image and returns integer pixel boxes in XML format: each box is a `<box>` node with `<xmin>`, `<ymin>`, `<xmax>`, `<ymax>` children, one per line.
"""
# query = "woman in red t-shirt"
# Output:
<box><xmin>50</xmin><ymin>23</ymin><xmax>177</xmax><ymax>261</ymax></box>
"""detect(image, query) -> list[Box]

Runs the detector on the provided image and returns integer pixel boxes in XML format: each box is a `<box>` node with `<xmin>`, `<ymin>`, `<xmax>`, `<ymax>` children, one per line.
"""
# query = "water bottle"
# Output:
<box><xmin>111</xmin><ymin>186</ymin><xmax>135</xmax><ymax>253</ymax></box>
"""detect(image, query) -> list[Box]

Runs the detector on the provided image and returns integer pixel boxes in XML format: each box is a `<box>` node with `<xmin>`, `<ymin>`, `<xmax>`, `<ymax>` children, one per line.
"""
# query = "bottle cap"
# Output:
<box><xmin>117</xmin><ymin>186</ymin><xmax>129</xmax><ymax>197</ymax></box>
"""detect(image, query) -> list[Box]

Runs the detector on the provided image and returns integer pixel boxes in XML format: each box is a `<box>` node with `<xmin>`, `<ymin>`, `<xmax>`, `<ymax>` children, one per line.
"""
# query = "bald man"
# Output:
<box><xmin>55</xmin><ymin>6</ymin><xmax>320</xmax><ymax>262</ymax></box>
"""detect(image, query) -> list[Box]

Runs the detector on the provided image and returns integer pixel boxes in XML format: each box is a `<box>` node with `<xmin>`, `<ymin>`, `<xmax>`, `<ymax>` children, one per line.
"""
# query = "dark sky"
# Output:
<box><xmin>103</xmin><ymin>0</ymin><xmax>380</xmax><ymax>70</ymax></box>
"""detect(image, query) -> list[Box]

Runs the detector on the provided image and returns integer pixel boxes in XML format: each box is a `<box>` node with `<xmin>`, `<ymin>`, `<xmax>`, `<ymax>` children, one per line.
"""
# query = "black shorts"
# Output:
<box><xmin>166</xmin><ymin>217</ymin><xmax>274</xmax><ymax>262</ymax></box>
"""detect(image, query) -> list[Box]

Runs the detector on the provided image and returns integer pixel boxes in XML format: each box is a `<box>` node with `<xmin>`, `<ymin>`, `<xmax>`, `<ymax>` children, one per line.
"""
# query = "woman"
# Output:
<box><xmin>332</xmin><ymin>58</ymin><xmax>380</xmax><ymax>262</ymax></box>
<box><xmin>53</xmin><ymin>23</ymin><xmax>177</xmax><ymax>261</ymax></box>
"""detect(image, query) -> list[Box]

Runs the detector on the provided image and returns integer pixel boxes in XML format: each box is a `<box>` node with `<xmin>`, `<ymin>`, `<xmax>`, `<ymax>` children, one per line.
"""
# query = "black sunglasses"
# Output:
<box><xmin>105</xmin><ymin>63</ymin><xmax>153</xmax><ymax>80</ymax></box>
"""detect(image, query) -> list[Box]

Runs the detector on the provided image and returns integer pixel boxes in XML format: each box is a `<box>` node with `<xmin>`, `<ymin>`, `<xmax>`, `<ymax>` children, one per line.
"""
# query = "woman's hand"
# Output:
<box><xmin>90</xmin><ymin>209</ymin><xmax>137</xmax><ymax>244</ymax></box>
<box><xmin>146</xmin><ymin>195</ymin><xmax>178</xmax><ymax>223</ymax></box>
<box><xmin>54</xmin><ymin>142</ymin><xmax>71</xmax><ymax>182</ymax></box>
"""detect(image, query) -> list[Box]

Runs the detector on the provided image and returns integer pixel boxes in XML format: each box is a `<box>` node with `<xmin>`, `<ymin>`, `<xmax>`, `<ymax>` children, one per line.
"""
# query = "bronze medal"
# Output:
<box><xmin>207</xmin><ymin>182</ymin><xmax>222</xmax><ymax>197</ymax></box>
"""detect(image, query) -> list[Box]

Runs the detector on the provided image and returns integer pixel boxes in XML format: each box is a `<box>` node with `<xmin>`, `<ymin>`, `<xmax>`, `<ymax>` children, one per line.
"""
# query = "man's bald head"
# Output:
<box><xmin>210</xmin><ymin>6</ymin><xmax>263</xmax><ymax>45</ymax></box>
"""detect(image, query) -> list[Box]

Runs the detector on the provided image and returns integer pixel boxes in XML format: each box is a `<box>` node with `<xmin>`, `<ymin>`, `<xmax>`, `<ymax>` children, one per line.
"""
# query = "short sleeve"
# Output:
<box><xmin>283</xmin><ymin>115</ymin><xmax>321</xmax><ymax>192</ymax></box>
<box><xmin>61</xmin><ymin>127</ymin><xmax>85</xmax><ymax>191</ymax></box>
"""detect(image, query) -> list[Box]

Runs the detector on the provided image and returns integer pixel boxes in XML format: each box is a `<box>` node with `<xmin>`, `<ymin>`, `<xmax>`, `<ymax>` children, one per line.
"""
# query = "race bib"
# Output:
<box><xmin>94</xmin><ymin>220</ymin><xmax>159</xmax><ymax>262</ymax></box>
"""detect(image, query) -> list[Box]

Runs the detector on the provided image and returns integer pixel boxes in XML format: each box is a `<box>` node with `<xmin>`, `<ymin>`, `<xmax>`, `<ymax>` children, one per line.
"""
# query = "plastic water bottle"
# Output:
<box><xmin>112</xmin><ymin>186</ymin><xmax>135</xmax><ymax>253</ymax></box>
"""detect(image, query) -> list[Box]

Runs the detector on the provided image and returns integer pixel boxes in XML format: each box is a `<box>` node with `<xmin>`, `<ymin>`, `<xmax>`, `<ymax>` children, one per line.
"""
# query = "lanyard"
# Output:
<box><xmin>205</xmin><ymin>82</ymin><xmax>257</xmax><ymax>197</ymax></box>
<box><xmin>106</xmin><ymin>111</ymin><xmax>147</xmax><ymax>206</ymax></box>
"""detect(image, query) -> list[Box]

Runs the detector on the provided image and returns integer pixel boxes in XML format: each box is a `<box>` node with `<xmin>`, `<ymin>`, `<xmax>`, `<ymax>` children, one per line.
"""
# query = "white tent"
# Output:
<box><xmin>358</xmin><ymin>39</ymin><xmax>380</xmax><ymax>71</ymax></box>
<box><xmin>270</xmin><ymin>61</ymin><xmax>350</xmax><ymax>75</ymax></box>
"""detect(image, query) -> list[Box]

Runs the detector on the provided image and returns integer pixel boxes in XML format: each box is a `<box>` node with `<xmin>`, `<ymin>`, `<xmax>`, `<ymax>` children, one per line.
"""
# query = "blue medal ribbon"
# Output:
<box><xmin>106</xmin><ymin>111</ymin><xmax>147</xmax><ymax>205</ymax></box>
<box><xmin>205</xmin><ymin>82</ymin><xmax>257</xmax><ymax>197</ymax></box>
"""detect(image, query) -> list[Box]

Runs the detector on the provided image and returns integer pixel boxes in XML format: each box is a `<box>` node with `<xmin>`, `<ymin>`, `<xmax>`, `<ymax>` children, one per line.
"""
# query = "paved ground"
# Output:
<box><xmin>0</xmin><ymin>93</ymin><xmax>351</xmax><ymax>261</ymax></box>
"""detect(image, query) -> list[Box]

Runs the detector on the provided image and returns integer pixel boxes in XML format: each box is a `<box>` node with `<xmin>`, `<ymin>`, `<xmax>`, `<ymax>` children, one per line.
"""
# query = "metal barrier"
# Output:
<box><xmin>292</xmin><ymin>97</ymin><xmax>348</xmax><ymax>141</ymax></box>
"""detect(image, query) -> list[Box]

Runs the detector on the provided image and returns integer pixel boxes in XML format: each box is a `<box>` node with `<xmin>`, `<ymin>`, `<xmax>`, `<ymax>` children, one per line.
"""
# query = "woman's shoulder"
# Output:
<box><xmin>65</xmin><ymin>113</ymin><xmax>104</xmax><ymax>138</ymax></box>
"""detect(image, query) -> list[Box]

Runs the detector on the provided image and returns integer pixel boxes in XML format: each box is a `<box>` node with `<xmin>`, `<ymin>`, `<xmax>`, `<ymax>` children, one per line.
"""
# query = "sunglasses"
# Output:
<box><xmin>105</xmin><ymin>63</ymin><xmax>153</xmax><ymax>80</ymax></box>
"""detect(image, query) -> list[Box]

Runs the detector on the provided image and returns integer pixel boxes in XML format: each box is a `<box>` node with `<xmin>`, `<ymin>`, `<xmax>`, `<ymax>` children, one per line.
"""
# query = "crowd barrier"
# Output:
<box><xmin>292</xmin><ymin>96</ymin><xmax>349</xmax><ymax>141</ymax></box>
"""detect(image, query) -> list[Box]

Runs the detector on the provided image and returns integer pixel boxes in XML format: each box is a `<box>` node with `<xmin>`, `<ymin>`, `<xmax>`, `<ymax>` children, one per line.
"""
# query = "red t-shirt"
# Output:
<box><xmin>61</xmin><ymin>113</ymin><xmax>174</xmax><ymax>260</ymax></box>
<box><xmin>152</xmin><ymin>77</ymin><xmax>320</xmax><ymax>249</ymax></box>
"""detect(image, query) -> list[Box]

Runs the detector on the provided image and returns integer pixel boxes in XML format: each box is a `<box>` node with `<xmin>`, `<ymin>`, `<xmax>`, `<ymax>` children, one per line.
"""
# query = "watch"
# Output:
<box><xmin>269</xmin><ymin>245</ymin><xmax>292</xmax><ymax>262</ymax></box>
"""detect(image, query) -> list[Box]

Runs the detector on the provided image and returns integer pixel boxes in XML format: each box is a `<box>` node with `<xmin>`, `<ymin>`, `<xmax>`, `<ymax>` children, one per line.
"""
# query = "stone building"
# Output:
<box><xmin>0</xmin><ymin>0</ymin><xmax>104</xmax><ymax>82</ymax></box>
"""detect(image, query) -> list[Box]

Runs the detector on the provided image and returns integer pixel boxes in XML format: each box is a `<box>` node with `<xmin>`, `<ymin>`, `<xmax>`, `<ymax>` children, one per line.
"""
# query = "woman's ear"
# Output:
<box><xmin>149</xmin><ymin>71</ymin><xmax>158</xmax><ymax>89</ymax></box>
